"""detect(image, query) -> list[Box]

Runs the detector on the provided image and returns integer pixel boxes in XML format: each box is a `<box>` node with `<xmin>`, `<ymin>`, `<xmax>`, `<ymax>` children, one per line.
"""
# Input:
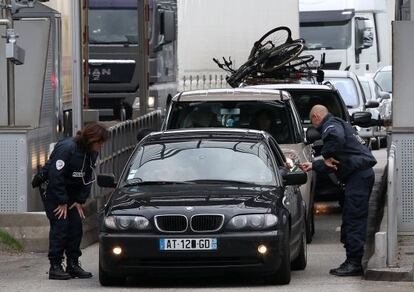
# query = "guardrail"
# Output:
<box><xmin>91</xmin><ymin>110</ymin><xmax>162</xmax><ymax>198</ymax></box>
<box><xmin>179</xmin><ymin>74</ymin><xmax>231</xmax><ymax>91</ymax></box>
<box><xmin>387</xmin><ymin>142</ymin><xmax>398</xmax><ymax>267</ymax></box>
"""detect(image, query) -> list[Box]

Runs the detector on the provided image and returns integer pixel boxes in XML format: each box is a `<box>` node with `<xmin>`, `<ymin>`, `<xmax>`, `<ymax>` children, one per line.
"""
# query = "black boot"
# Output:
<box><xmin>49</xmin><ymin>263</ymin><xmax>72</xmax><ymax>280</ymax></box>
<box><xmin>329</xmin><ymin>258</ymin><xmax>363</xmax><ymax>276</ymax></box>
<box><xmin>66</xmin><ymin>258</ymin><xmax>92</xmax><ymax>278</ymax></box>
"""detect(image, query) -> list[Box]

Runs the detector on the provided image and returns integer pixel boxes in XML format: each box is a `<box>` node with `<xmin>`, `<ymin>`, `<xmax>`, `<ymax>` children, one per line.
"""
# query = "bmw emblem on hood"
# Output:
<box><xmin>186</xmin><ymin>206</ymin><xmax>194</xmax><ymax>211</ymax></box>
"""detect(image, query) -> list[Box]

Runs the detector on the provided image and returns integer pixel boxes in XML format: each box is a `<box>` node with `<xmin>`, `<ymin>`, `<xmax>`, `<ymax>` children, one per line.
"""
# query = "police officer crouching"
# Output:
<box><xmin>299</xmin><ymin>105</ymin><xmax>376</xmax><ymax>277</ymax></box>
<box><xmin>40</xmin><ymin>123</ymin><xmax>108</xmax><ymax>280</ymax></box>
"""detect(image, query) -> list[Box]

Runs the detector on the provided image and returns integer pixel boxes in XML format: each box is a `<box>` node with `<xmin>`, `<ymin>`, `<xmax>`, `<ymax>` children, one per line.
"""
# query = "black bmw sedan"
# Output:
<box><xmin>97</xmin><ymin>129</ymin><xmax>308</xmax><ymax>286</ymax></box>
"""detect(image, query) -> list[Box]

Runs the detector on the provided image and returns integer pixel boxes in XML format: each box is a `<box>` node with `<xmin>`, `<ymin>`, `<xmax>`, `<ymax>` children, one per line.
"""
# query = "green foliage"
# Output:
<box><xmin>0</xmin><ymin>228</ymin><xmax>23</xmax><ymax>252</ymax></box>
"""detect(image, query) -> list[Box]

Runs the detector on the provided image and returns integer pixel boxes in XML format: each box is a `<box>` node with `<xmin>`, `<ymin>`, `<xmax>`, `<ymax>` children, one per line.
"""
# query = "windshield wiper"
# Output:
<box><xmin>185</xmin><ymin>179</ymin><xmax>256</xmax><ymax>185</ymax></box>
<box><xmin>123</xmin><ymin>180</ymin><xmax>194</xmax><ymax>187</ymax></box>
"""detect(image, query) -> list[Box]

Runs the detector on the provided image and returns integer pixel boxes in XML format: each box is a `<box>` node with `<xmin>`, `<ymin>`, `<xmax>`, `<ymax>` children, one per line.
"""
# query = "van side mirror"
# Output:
<box><xmin>365</xmin><ymin>100</ymin><xmax>379</xmax><ymax>108</ymax></box>
<box><xmin>283</xmin><ymin>171</ymin><xmax>308</xmax><ymax>186</ymax></box>
<box><xmin>351</xmin><ymin>111</ymin><xmax>372</xmax><ymax>127</ymax></box>
<box><xmin>378</xmin><ymin>91</ymin><xmax>391</xmax><ymax>102</ymax></box>
<box><xmin>305</xmin><ymin>127</ymin><xmax>321</xmax><ymax>145</ymax></box>
<box><xmin>97</xmin><ymin>174</ymin><xmax>117</xmax><ymax>188</ymax></box>
<box><xmin>355</xmin><ymin>17</ymin><xmax>373</xmax><ymax>62</ymax></box>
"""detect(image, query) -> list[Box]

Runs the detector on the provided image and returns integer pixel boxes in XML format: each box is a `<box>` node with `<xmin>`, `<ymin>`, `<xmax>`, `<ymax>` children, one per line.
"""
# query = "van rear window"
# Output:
<box><xmin>167</xmin><ymin>101</ymin><xmax>295</xmax><ymax>144</ymax></box>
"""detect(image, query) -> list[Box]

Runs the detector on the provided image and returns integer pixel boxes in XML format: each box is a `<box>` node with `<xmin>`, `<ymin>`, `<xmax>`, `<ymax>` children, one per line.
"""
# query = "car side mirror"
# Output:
<box><xmin>305</xmin><ymin>127</ymin><xmax>321</xmax><ymax>145</ymax></box>
<box><xmin>378</xmin><ymin>91</ymin><xmax>391</xmax><ymax>102</ymax></box>
<box><xmin>97</xmin><ymin>174</ymin><xmax>117</xmax><ymax>188</ymax></box>
<box><xmin>283</xmin><ymin>171</ymin><xmax>308</xmax><ymax>186</ymax></box>
<box><xmin>351</xmin><ymin>111</ymin><xmax>372</xmax><ymax>127</ymax></box>
<box><xmin>365</xmin><ymin>100</ymin><xmax>379</xmax><ymax>108</ymax></box>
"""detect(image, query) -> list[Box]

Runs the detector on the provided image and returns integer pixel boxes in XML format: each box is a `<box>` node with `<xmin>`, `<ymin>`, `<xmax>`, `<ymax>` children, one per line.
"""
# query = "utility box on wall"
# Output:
<box><xmin>0</xmin><ymin>4</ymin><xmax>62</xmax><ymax>212</ymax></box>
<box><xmin>393</xmin><ymin>20</ymin><xmax>414</xmax><ymax>233</ymax></box>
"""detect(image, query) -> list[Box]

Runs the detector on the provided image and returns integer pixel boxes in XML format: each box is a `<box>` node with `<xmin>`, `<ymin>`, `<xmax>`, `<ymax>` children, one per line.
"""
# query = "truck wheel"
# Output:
<box><xmin>99</xmin><ymin>265</ymin><xmax>125</xmax><ymax>287</ymax></box>
<box><xmin>380</xmin><ymin>137</ymin><xmax>387</xmax><ymax>148</ymax></box>
<box><xmin>113</xmin><ymin>102</ymin><xmax>133</xmax><ymax>121</ymax></box>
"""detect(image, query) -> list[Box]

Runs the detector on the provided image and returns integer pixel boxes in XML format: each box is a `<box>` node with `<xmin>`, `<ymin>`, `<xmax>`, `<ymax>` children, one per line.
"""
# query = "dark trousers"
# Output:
<box><xmin>340</xmin><ymin>168</ymin><xmax>375</xmax><ymax>261</ymax></box>
<box><xmin>43</xmin><ymin>200</ymin><xmax>83</xmax><ymax>264</ymax></box>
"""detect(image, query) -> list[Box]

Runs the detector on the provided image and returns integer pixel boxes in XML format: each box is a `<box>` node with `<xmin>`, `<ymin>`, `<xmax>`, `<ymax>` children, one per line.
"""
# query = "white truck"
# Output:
<box><xmin>299</xmin><ymin>0</ymin><xmax>394</xmax><ymax>75</ymax></box>
<box><xmin>177</xmin><ymin>0</ymin><xmax>300</xmax><ymax>91</ymax></box>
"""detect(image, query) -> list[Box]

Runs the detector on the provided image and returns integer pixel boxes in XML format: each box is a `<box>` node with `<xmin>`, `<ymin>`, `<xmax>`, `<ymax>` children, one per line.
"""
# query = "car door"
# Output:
<box><xmin>268</xmin><ymin>137</ymin><xmax>302</xmax><ymax>236</ymax></box>
<box><xmin>286</xmin><ymin>99</ymin><xmax>315</xmax><ymax>213</ymax></box>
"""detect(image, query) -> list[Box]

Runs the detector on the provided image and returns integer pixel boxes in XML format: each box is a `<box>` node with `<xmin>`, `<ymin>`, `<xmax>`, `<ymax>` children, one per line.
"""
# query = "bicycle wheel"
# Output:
<box><xmin>248</xmin><ymin>26</ymin><xmax>292</xmax><ymax>59</ymax></box>
<box><xmin>283</xmin><ymin>55</ymin><xmax>315</xmax><ymax>69</ymax></box>
<box><xmin>260</xmin><ymin>41</ymin><xmax>305</xmax><ymax>73</ymax></box>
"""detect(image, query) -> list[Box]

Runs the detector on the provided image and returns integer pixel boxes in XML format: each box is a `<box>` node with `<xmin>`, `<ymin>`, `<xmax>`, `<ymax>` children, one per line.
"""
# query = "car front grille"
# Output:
<box><xmin>191</xmin><ymin>214</ymin><xmax>224</xmax><ymax>232</ymax></box>
<box><xmin>154</xmin><ymin>215</ymin><xmax>188</xmax><ymax>233</ymax></box>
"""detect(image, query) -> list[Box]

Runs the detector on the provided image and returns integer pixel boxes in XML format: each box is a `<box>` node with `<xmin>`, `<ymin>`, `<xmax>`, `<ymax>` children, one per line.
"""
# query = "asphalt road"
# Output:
<box><xmin>1</xmin><ymin>149</ymin><xmax>413</xmax><ymax>291</ymax></box>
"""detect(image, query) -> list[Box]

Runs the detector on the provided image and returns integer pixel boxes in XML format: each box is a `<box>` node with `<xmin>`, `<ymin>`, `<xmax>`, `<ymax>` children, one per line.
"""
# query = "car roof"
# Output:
<box><xmin>173</xmin><ymin>88</ymin><xmax>290</xmax><ymax>102</ymax></box>
<box><xmin>377</xmin><ymin>66</ymin><xmax>392</xmax><ymax>72</ymax></box>
<box><xmin>145</xmin><ymin>128</ymin><xmax>272</xmax><ymax>142</ymax></box>
<box><xmin>357</xmin><ymin>73</ymin><xmax>374</xmax><ymax>81</ymax></box>
<box><xmin>246</xmin><ymin>83</ymin><xmax>334</xmax><ymax>91</ymax></box>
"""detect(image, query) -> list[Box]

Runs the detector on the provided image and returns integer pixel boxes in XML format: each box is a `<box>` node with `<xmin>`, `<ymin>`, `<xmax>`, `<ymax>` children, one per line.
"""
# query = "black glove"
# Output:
<box><xmin>31</xmin><ymin>173</ymin><xmax>46</xmax><ymax>188</ymax></box>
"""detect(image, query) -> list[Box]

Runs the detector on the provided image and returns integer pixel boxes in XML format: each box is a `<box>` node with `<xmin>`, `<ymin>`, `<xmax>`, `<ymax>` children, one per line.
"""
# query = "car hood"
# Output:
<box><xmin>107</xmin><ymin>185</ymin><xmax>284</xmax><ymax>216</ymax></box>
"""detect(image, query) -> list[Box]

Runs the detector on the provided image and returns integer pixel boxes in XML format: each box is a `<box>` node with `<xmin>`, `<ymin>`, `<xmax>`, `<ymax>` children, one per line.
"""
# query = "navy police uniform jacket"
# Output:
<box><xmin>43</xmin><ymin>138</ymin><xmax>98</xmax><ymax>204</ymax></box>
<box><xmin>312</xmin><ymin>114</ymin><xmax>377</xmax><ymax>181</ymax></box>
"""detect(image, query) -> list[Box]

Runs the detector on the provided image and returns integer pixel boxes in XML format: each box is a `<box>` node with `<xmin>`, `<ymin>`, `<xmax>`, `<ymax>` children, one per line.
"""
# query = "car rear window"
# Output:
<box><xmin>125</xmin><ymin>139</ymin><xmax>277</xmax><ymax>186</ymax></box>
<box><xmin>374</xmin><ymin>70</ymin><xmax>392</xmax><ymax>93</ymax></box>
<box><xmin>286</xmin><ymin>90</ymin><xmax>347</xmax><ymax>124</ymax></box>
<box><xmin>324</xmin><ymin>77</ymin><xmax>359</xmax><ymax>108</ymax></box>
<box><xmin>167</xmin><ymin>101</ymin><xmax>295</xmax><ymax>144</ymax></box>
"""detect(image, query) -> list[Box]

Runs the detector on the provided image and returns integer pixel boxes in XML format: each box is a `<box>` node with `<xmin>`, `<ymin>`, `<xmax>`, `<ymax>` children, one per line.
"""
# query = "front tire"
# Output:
<box><xmin>265</xmin><ymin>224</ymin><xmax>291</xmax><ymax>285</ymax></box>
<box><xmin>306</xmin><ymin>204</ymin><xmax>315</xmax><ymax>243</ymax></box>
<box><xmin>292</xmin><ymin>220</ymin><xmax>307</xmax><ymax>270</ymax></box>
<box><xmin>99</xmin><ymin>264</ymin><xmax>125</xmax><ymax>287</ymax></box>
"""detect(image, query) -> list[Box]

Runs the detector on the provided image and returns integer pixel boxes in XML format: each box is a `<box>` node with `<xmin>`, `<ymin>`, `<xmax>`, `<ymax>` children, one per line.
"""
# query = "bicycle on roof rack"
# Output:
<box><xmin>213</xmin><ymin>26</ymin><xmax>325</xmax><ymax>87</ymax></box>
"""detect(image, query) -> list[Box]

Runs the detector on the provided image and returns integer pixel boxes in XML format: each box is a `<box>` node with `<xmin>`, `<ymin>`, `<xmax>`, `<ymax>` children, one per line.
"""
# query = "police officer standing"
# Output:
<box><xmin>42</xmin><ymin>122</ymin><xmax>108</xmax><ymax>280</ymax></box>
<box><xmin>299</xmin><ymin>105</ymin><xmax>376</xmax><ymax>276</ymax></box>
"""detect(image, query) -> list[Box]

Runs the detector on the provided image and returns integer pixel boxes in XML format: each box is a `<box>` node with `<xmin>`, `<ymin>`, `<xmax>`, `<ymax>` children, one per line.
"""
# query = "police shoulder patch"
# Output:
<box><xmin>56</xmin><ymin>160</ymin><xmax>65</xmax><ymax>170</ymax></box>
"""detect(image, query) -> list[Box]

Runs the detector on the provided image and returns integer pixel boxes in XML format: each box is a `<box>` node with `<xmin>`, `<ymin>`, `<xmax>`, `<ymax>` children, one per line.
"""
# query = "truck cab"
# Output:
<box><xmin>88</xmin><ymin>0</ymin><xmax>177</xmax><ymax>120</ymax></box>
<box><xmin>299</xmin><ymin>0</ymin><xmax>389</xmax><ymax>75</ymax></box>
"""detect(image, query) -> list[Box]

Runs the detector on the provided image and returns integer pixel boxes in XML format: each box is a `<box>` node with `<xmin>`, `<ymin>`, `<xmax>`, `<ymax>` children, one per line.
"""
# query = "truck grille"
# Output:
<box><xmin>154</xmin><ymin>215</ymin><xmax>188</xmax><ymax>233</ymax></box>
<box><xmin>191</xmin><ymin>215</ymin><xmax>224</xmax><ymax>232</ymax></box>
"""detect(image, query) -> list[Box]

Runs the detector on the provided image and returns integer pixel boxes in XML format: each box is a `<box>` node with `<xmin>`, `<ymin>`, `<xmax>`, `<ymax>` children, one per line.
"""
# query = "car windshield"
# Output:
<box><xmin>89</xmin><ymin>9</ymin><xmax>138</xmax><ymax>44</ymax></box>
<box><xmin>167</xmin><ymin>101</ymin><xmax>295</xmax><ymax>144</ymax></box>
<box><xmin>324</xmin><ymin>78</ymin><xmax>360</xmax><ymax>107</ymax></box>
<box><xmin>287</xmin><ymin>90</ymin><xmax>346</xmax><ymax>124</ymax></box>
<box><xmin>300</xmin><ymin>20</ymin><xmax>352</xmax><ymax>50</ymax></box>
<box><xmin>374</xmin><ymin>70</ymin><xmax>392</xmax><ymax>93</ymax></box>
<box><xmin>124</xmin><ymin>140</ymin><xmax>277</xmax><ymax>186</ymax></box>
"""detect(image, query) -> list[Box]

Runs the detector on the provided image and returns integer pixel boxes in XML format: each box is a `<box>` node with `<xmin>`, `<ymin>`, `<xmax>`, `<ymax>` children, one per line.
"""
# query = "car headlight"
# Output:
<box><xmin>227</xmin><ymin>214</ymin><xmax>278</xmax><ymax>230</ymax></box>
<box><xmin>104</xmin><ymin>215</ymin><xmax>151</xmax><ymax>231</ymax></box>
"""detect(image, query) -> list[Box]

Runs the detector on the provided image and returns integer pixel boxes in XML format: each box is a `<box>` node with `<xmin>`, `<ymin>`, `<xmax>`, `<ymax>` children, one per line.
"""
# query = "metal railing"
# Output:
<box><xmin>179</xmin><ymin>74</ymin><xmax>231</xmax><ymax>91</ymax></box>
<box><xmin>387</xmin><ymin>142</ymin><xmax>398</xmax><ymax>267</ymax></box>
<box><xmin>91</xmin><ymin>110</ymin><xmax>162</xmax><ymax>198</ymax></box>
